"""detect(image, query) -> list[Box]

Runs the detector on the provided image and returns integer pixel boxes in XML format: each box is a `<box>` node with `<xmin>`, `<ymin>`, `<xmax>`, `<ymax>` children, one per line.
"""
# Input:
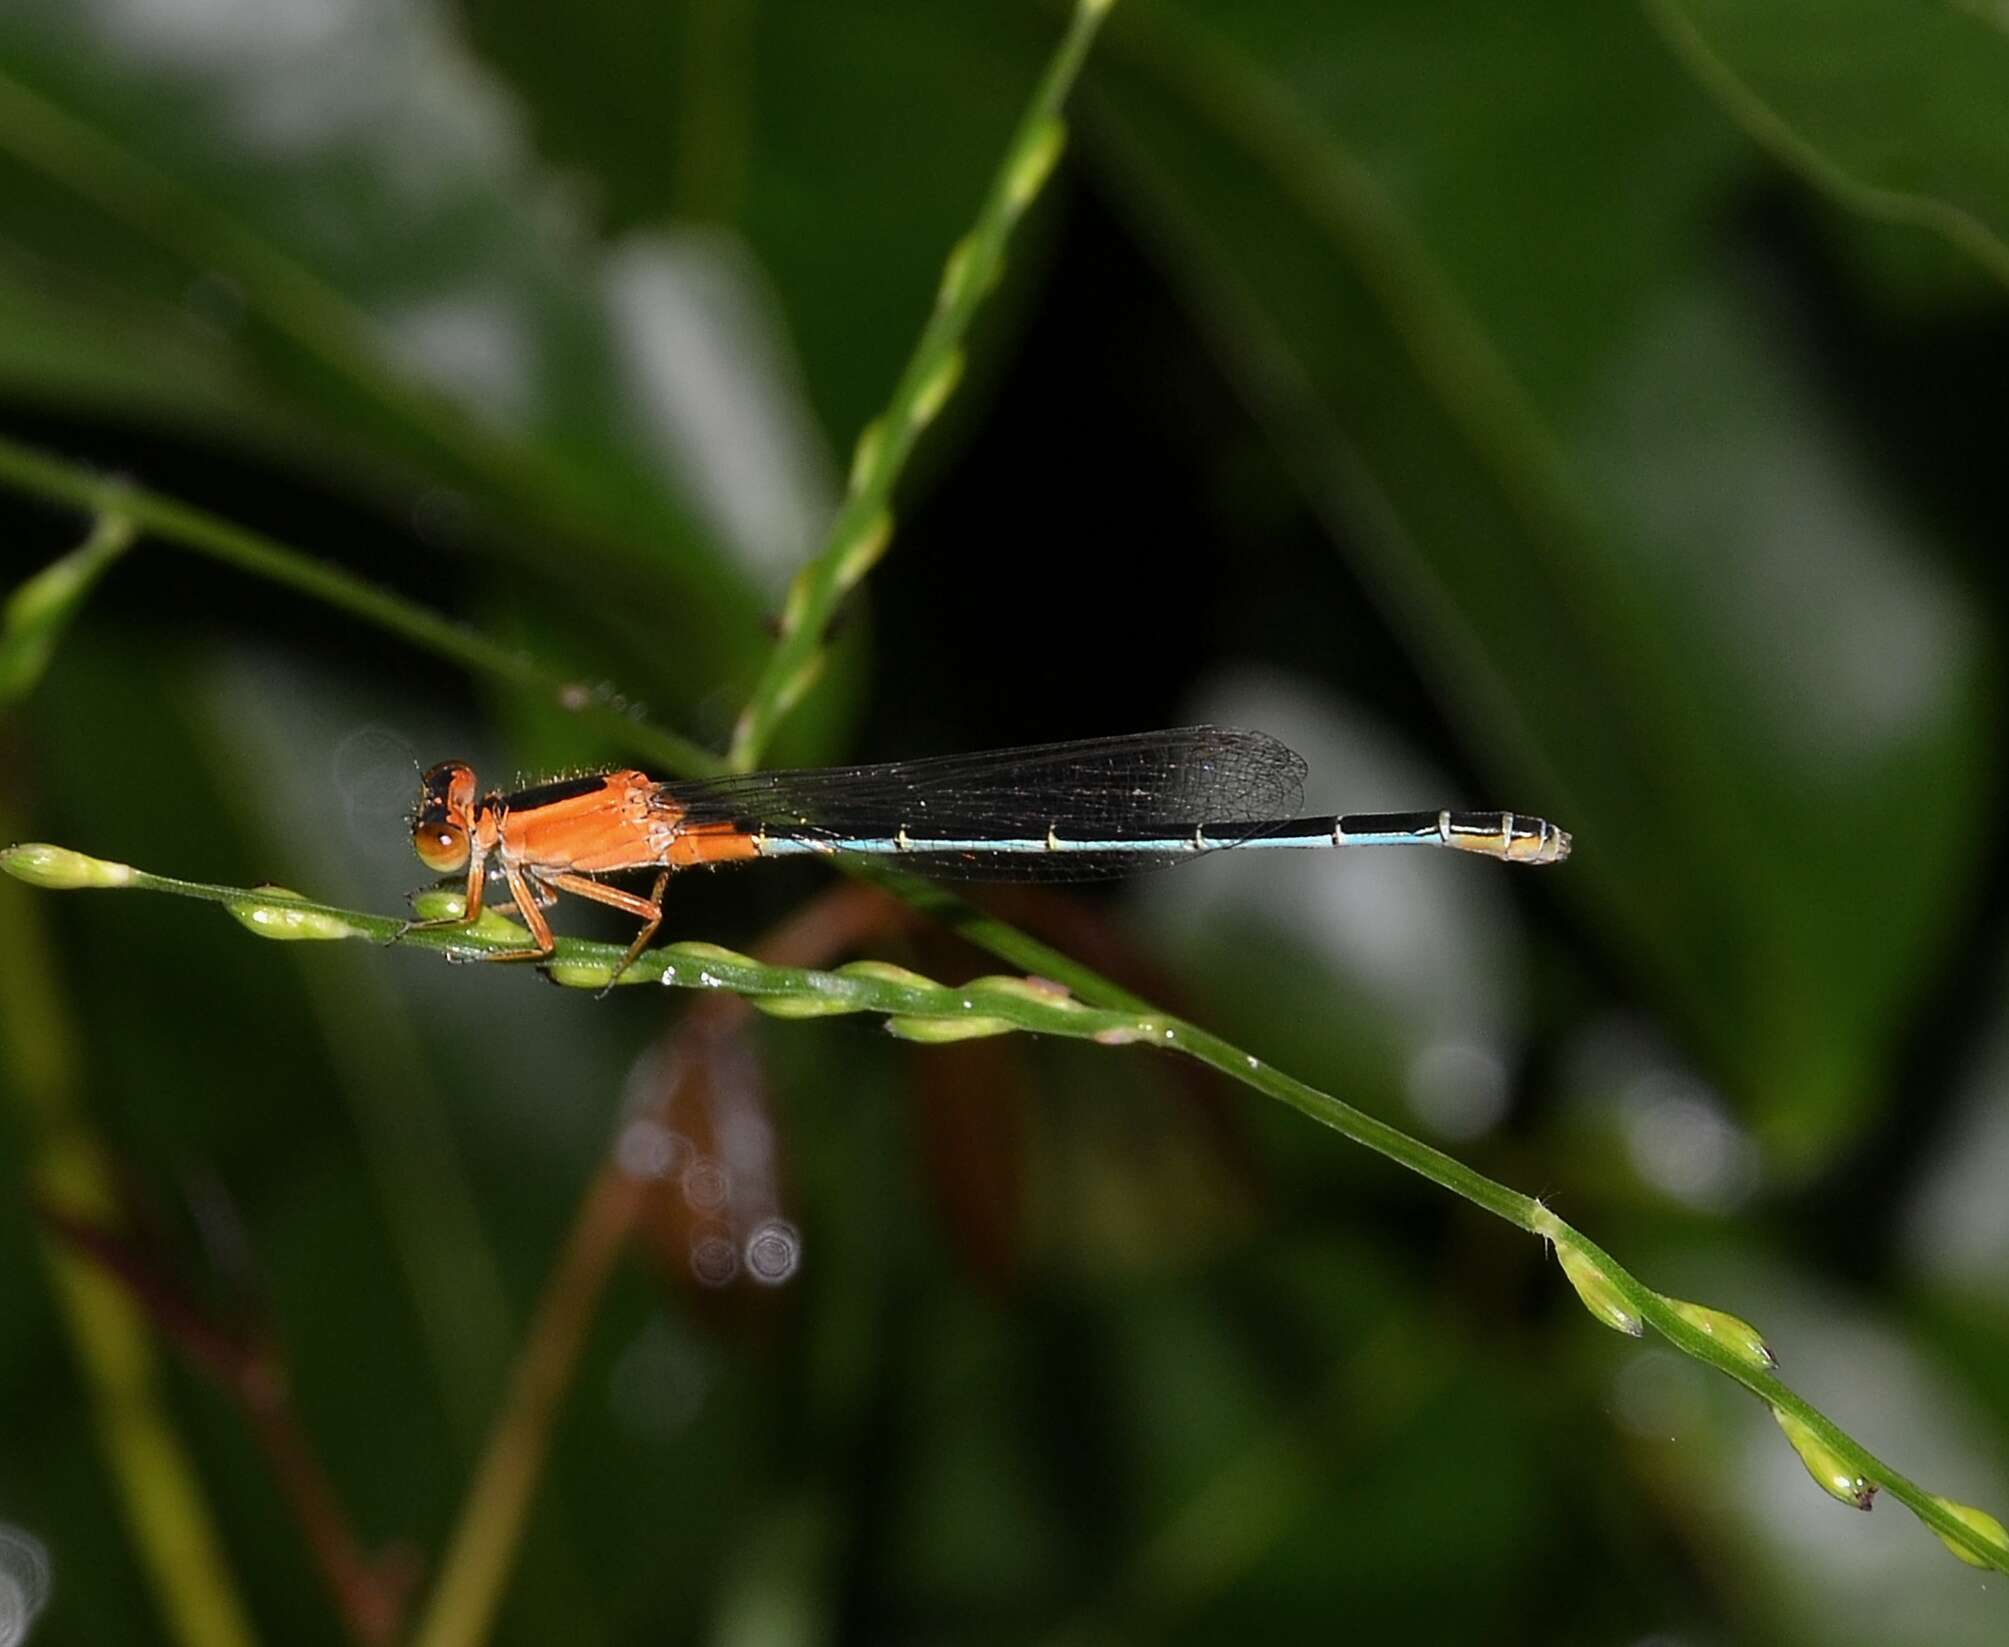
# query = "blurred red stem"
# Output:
<box><xmin>411</xmin><ymin>881</ymin><xmax>915</xmax><ymax>1647</ymax></box>
<box><xmin>421</xmin><ymin>877</ymin><xmax>1234</xmax><ymax>1641</ymax></box>
<box><xmin>38</xmin><ymin>1205</ymin><xmax>415</xmax><ymax>1647</ymax></box>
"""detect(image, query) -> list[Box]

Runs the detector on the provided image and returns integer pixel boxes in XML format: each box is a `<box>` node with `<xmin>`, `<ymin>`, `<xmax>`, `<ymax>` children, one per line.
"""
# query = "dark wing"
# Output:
<box><xmin>656</xmin><ymin>726</ymin><xmax>1310</xmax><ymax>881</ymax></box>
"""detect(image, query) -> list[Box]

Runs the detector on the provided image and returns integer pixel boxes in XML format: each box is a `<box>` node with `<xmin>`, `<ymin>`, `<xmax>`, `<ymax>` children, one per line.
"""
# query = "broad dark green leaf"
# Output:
<box><xmin>1649</xmin><ymin>0</ymin><xmax>2009</xmax><ymax>286</ymax></box>
<box><xmin>0</xmin><ymin>0</ymin><xmax>792</xmax><ymax>664</ymax></box>
<box><xmin>461</xmin><ymin>0</ymin><xmax>1059</xmax><ymax>449</ymax></box>
<box><xmin>1088</xmin><ymin>0</ymin><xmax>1994</xmax><ymax>1165</ymax></box>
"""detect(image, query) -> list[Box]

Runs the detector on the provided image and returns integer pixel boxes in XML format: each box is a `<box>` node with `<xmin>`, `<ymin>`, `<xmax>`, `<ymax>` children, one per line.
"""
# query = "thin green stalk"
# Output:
<box><xmin>0</xmin><ymin>831</ymin><xmax>260</xmax><ymax>1647</ymax></box>
<box><xmin>724</xmin><ymin>0</ymin><xmax>1119</xmax><ymax>770</ymax></box>
<box><xmin>9</xmin><ymin>840</ymin><xmax>2006</xmax><ymax>1575</ymax></box>
<box><xmin>0</xmin><ymin>433</ymin><xmax>722</xmax><ymax>776</ymax></box>
<box><xmin>410</xmin><ymin>1170</ymin><xmax>640</xmax><ymax>1647</ymax></box>
<box><xmin>0</xmin><ymin>437</ymin><xmax>1157</xmax><ymax>1016</ymax></box>
<box><xmin>0</xmin><ymin>63</ymin><xmax>718</xmax><ymax>570</ymax></box>
<box><xmin>0</xmin><ymin>507</ymin><xmax>136</xmax><ymax>701</ymax></box>
<box><xmin>843</xmin><ymin>865</ymin><xmax>1152</xmax><ymax>1013</ymax></box>
<box><xmin>1641</xmin><ymin>0</ymin><xmax>2009</xmax><ymax>291</ymax></box>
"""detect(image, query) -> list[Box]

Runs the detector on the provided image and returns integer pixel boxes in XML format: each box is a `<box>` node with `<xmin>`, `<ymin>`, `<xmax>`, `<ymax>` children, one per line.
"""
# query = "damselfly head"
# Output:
<box><xmin>413</xmin><ymin>761</ymin><xmax>477</xmax><ymax>873</ymax></box>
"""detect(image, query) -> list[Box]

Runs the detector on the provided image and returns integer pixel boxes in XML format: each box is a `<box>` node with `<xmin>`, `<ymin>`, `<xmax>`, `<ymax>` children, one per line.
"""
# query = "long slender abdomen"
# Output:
<box><xmin>745</xmin><ymin>810</ymin><xmax>1570</xmax><ymax>867</ymax></box>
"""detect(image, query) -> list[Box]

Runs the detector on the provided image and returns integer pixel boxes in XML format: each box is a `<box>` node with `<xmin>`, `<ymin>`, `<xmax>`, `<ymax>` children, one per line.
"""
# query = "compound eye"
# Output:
<box><xmin>414</xmin><ymin>821</ymin><xmax>469</xmax><ymax>873</ymax></box>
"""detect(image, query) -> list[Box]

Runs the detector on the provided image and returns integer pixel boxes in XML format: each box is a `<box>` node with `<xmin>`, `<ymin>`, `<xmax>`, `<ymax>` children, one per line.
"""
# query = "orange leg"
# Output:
<box><xmin>542</xmin><ymin>869</ymin><xmax>670</xmax><ymax>988</ymax></box>
<box><xmin>396</xmin><ymin>852</ymin><xmax>489</xmax><ymax>943</ymax></box>
<box><xmin>487</xmin><ymin>880</ymin><xmax>557</xmax><ymax>920</ymax></box>
<box><xmin>478</xmin><ymin>861</ymin><xmax>559</xmax><ymax>963</ymax></box>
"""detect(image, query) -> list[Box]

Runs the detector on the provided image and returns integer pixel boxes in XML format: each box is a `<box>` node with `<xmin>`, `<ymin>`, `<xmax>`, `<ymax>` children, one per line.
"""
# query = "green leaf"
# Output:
<box><xmin>0</xmin><ymin>511</ymin><xmax>133</xmax><ymax>701</ymax></box>
<box><xmin>0</xmin><ymin>0</ymin><xmax>798</xmax><ymax>655</ymax></box>
<box><xmin>1088</xmin><ymin>0</ymin><xmax>1993</xmax><ymax>1166</ymax></box>
<box><xmin>459</xmin><ymin>0</ymin><xmax>1060</xmax><ymax>449</ymax></box>
<box><xmin>1648</xmin><ymin>0</ymin><xmax>2009</xmax><ymax>287</ymax></box>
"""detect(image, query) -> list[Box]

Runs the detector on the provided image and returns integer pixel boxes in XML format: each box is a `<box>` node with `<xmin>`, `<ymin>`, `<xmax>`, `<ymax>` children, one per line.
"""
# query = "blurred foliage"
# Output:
<box><xmin>3</xmin><ymin>1</ymin><xmax>2009</xmax><ymax>1644</ymax></box>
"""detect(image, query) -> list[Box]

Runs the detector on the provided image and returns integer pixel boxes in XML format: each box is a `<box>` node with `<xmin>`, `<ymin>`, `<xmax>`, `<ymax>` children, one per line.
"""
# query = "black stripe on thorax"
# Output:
<box><xmin>501</xmin><ymin>773</ymin><xmax>613</xmax><ymax>811</ymax></box>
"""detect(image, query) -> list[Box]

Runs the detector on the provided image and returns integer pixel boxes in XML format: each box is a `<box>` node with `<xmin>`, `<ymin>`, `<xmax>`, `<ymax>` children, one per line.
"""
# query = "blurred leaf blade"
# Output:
<box><xmin>728</xmin><ymin>0</ymin><xmax>1118</xmax><ymax>768</ymax></box>
<box><xmin>0</xmin><ymin>807</ymin><xmax>261</xmax><ymax>1647</ymax></box>
<box><xmin>0</xmin><ymin>507</ymin><xmax>133</xmax><ymax>701</ymax></box>
<box><xmin>1647</xmin><ymin>0</ymin><xmax>2009</xmax><ymax>287</ymax></box>
<box><xmin>1086</xmin><ymin>0</ymin><xmax>1994</xmax><ymax>1162</ymax></box>
<box><xmin>0</xmin><ymin>0</ymin><xmax>805</xmax><ymax>653</ymax></box>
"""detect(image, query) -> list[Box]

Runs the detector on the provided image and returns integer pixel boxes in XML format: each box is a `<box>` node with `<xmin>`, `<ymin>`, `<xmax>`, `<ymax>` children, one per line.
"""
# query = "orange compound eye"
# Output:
<box><xmin>413</xmin><ymin>760</ymin><xmax>479</xmax><ymax>873</ymax></box>
<box><xmin>414</xmin><ymin>821</ymin><xmax>469</xmax><ymax>873</ymax></box>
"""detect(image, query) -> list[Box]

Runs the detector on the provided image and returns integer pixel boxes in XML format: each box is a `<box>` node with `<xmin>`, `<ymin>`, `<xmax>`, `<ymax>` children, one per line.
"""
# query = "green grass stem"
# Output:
<box><xmin>9</xmin><ymin>841</ymin><xmax>2005</xmax><ymax>1577</ymax></box>
<box><xmin>0</xmin><ymin>828</ymin><xmax>260</xmax><ymax>1647</ymax></box>
<box><xmin>725</xmin><ymin>0</ymin><xmax>1119</xmax><ymax>770</ymax></box>
<box><xmin>0</xmin><ymin>432</ymin><xmax>723</xmax><ymax>776</ymax></box>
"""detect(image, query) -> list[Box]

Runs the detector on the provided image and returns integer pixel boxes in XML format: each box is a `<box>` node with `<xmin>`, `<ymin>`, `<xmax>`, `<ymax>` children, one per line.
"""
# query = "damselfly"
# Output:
<box><xmin>408</xmin><ymin>726</ymin><xmax>1570</xmax><ymax>973</ymax></box>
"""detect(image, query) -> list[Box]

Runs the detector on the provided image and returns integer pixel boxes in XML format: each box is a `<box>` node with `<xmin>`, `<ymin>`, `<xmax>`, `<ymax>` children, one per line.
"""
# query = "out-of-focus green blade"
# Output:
<box><xmin>1089</xmin><ymin>0</ymin><xmax>1994</xmax><ymax>1166</ymax></box>
<box><xmin>1649</xmin><ymin>0</ymin><xmax>2009</xmax><ymax>286</ymax></box>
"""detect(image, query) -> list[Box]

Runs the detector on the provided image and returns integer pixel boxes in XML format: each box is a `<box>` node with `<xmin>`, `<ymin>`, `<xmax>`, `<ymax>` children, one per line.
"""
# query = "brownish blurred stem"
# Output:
<box><xmin>408</xmin><ymin>1167</ymin><xmax>647</xmax><ymax>1647</ymax></box>
<box><xmin>0</xmin><ymin>792</ymin><xmax>259</xmax><ymax>1647</ymax></box>
<box><xmin>412</xmin><ymin>874</ymin><xmax>1241</xmax><ymax>1646</ymax></box>
<box><xmin>409</xmin><ymin>882</ymin><xmax>914</xmax><ymax>1647</ymax></box>
<box><xmin>39</xmin><ymin>1208</ymin><xmax>416</xmax><ymax>1647</ymax></box>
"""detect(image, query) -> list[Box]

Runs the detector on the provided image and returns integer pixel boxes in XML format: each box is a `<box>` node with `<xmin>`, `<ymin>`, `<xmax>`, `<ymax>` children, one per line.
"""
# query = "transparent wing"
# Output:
<box><xmin>657</xmin><ymin>726</ymin><xmax>1309</xmax><ymax>881</ymax></box>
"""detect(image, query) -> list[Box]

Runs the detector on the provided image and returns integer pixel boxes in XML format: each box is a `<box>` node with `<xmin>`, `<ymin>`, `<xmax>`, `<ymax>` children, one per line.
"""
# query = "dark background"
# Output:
<box><xmin>2</xmin><ymin>1</ymin><xmax>2007</xmax><ymax>1643</ymax></box>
